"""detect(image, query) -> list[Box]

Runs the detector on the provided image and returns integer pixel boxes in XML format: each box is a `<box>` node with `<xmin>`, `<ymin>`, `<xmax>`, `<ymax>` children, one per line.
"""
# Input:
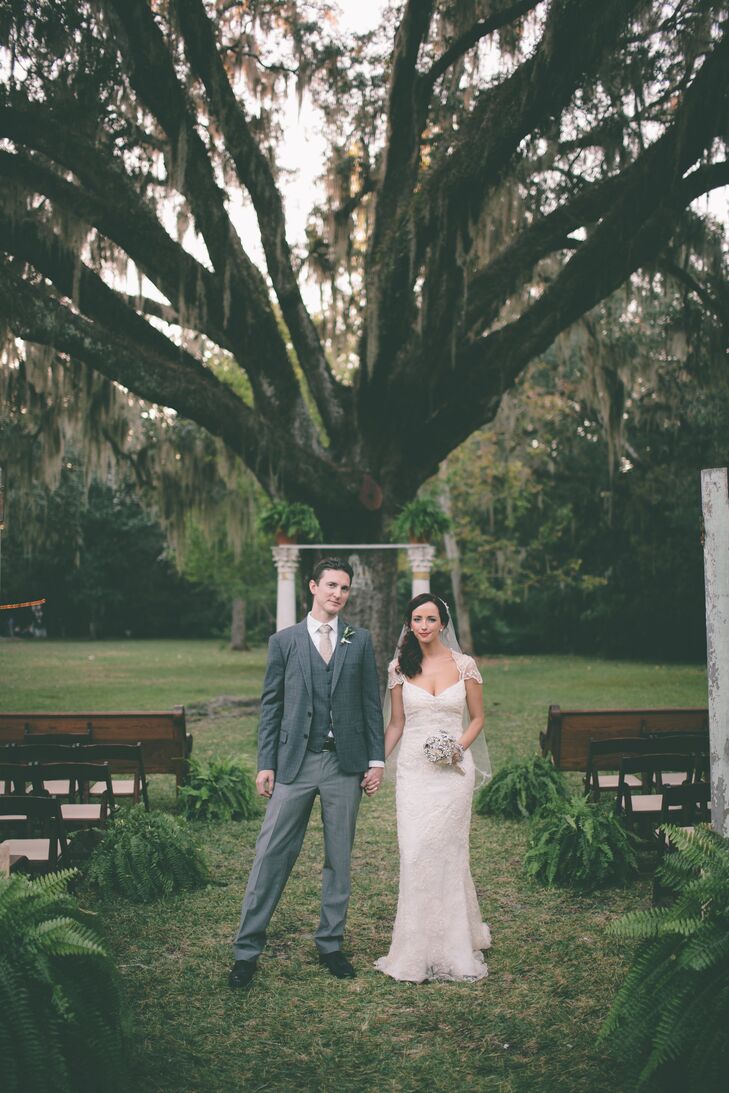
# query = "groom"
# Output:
<box><xmin>229</xmin><ymin>557</ymin><xmax>384</xmax><ymax>988</ymax></box>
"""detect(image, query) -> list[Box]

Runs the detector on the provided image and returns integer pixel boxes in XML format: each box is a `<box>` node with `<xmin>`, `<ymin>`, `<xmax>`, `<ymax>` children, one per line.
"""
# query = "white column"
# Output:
<box><xmin>406</xmin><ymin>544</ymin><xmax>436</xmax><ymax>599</ymax></box>
<box><xmin>272</xmin><ymin>545</ymin><xmax>300</xmax><ymax>632</ymax></box>
<box><xmin>701</xmin><ymin>468</ymin><xmax>729</xmax><ymax>837</ymax></box>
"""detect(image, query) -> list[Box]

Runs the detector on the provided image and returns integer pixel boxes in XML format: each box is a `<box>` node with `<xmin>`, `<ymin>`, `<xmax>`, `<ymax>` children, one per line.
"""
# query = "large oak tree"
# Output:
<box><xmin>1</xmin><ymin>0</ymin><xmax>728</xmax><ymax>654</ymax></box>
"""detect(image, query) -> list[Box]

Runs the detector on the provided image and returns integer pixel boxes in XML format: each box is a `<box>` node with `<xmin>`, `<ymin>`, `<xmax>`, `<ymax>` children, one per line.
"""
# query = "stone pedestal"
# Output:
<box><xmin>406</xmin><ymin>543</ymin><xmax>436</xmax><ymax>599</ymax></box>
<box><xmin>272</xmin><ymin>545</ymin><xmax>301</xmax><ymax>632</ymax></box>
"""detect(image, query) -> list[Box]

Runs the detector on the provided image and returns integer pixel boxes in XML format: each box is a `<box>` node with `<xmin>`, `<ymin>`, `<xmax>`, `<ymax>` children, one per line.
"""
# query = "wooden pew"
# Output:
<box><xmin>540</xmin><ymin>705</ymin><xmax>708</xmax><ymax>771</ymax></box>
<box><xmin>0</xmin><ymin>708</ymin><xmax>191</xmax><ymax>788</ymax></box>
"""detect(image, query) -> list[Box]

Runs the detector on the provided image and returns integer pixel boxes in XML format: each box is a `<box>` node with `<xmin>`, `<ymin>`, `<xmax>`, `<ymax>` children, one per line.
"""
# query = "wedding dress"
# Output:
<box><xmin>375</xmin><ymin>651</ymin><xmax>491</xmax><ymax>983</ymax></box>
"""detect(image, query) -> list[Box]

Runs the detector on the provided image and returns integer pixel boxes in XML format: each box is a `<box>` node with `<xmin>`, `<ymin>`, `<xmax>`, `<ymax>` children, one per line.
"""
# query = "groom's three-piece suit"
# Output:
<box><xmin>233</xmin><ymin>616</ymin><xmax>384</xmax><ymax>961</ymax></box>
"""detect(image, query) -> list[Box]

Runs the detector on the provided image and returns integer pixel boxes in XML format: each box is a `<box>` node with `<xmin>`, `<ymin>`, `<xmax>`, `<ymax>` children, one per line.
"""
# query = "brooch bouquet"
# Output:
<box><xmin>424</xmin><ymin>731</ymin><xmax>465</xmax><ymax>775</ymax></box>
<box><xmin>340</xmin><ymin>625</ymin><xmax>355</xmax><ymax>646</ymax></box>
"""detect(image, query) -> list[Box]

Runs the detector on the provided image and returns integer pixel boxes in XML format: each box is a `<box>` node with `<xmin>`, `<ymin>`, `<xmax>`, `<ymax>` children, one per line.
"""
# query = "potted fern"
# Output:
<box><xmin>180</xmin><ymin>757</ymin><xmax>260</xmax><ymax>821</ymax></box>
<box><xmin>258</xmin><ymin>500</ymin><xmax>322</xmax><ymax>544</ymax></box>
<box><xmin>390</xmin><ymin>498</ymin><xmax>451</xmax><ymax>543</ymax></box>
<box><xmin>0</xmin><ymin>869</ymin><xmax>124</xmax><ymax>1093</ymax></box>
<box><xmin>601</xmin><ymin>825</ymin><xmax>729</xmax><ymax>1091</ymax></box>
<box><xmin>86</xmin><ymin>806</ymin><xmax>209</xmax><ymax>903</ymax></box>
<box><xmin>474</xmin><ymin>755</ymin><xmax>570</xmax><ymax>820</ymax></box>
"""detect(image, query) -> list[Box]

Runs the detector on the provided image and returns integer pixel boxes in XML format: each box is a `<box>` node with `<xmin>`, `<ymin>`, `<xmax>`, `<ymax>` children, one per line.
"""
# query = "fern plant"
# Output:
<box><xmin>179</xmin><ymin>757</ymin><xmax>260</xmax><ymax>821</ymax></box>
<box><xmin>474</xmin><ymin>755</ymin><xmax>569</xmax><ymax>819</ymax></box>
<box><xmin>0</xmin><ymin>869</ymin><xmax>123</xmax><ymax>1093</ymax></box>
<box><xmin>524</xmin><ymin>795</ymin><xmax>639</xmax><ymax>891</ymax></box>
<box><xmin>86</xmin><ymin>806</ymin><xmax>209</xmax><ymax>903</ymax></box>
<box><xmin>601</xmin><ymin>825</ymin><xmax>729</xmax><ymax>1091</ymax></box>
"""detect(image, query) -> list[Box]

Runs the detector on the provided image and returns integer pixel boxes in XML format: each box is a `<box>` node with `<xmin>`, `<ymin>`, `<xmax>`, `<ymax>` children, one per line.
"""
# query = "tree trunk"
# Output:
<box><xmin>338</xmin><ymin>549</ymin><xmax>400</xmax><ymax>695</ymax></box>
<box><xmin>439</xmin><ymin>462</ymin><xmax>474</xmax><ymax>654</ymax></box>
<box><xmin>230</xmin><ymin>596</ymin><xmax>247</xmax><ymax>651</ymax></box>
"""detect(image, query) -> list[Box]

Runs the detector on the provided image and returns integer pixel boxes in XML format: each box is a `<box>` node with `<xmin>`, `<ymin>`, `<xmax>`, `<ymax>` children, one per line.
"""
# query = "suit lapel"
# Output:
<box><xmin>293</xmin><ymin>620</ymin><xmax>313</xmax><ymax>701</ymax></box>
<box><xmin>331</xmin><ymin>617</ymin><xmax>351</xmax><ymax>695</ymax></box>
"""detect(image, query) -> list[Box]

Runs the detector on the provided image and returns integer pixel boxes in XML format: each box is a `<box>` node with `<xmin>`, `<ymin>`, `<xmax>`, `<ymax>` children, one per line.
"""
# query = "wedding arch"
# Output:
<box><xmin>272</xmin><ymin>543</ymin><xmax>437</xmax><ymax>632</ymax></box>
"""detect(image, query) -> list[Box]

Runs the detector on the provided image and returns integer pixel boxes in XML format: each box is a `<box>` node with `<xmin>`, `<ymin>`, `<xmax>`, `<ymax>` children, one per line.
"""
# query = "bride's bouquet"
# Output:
<box><xmin>424</xmin><ymin>731</ymin><xmax>465</xmax><ymax>775</ymax></box>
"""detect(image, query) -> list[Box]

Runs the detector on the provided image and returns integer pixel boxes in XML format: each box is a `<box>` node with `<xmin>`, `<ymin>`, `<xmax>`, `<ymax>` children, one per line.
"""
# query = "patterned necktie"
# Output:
<box><xmin>319</xmin><ymin>623</ymin><xmax>333</xmax><ymax>664</ymax></box>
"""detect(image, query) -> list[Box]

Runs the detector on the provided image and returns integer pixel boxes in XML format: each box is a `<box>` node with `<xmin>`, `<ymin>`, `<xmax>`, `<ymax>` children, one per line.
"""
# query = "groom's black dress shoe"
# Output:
<box><xmin>229</xmin><ymin>959</ymin><xmax>257</xmax><ymax>989</ymax></box>
<box><xmin>319</xmin><ymin>951</ymin><xmax>356</xmax><ymax>979</ymax></box>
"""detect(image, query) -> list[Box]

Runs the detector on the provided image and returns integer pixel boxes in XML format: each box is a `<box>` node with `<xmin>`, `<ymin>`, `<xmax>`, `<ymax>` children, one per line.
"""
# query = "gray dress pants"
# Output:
<box><xmin>232</xmin><ymin>750</ymin><xmax>362</xmax><ymax>960</ymax></box>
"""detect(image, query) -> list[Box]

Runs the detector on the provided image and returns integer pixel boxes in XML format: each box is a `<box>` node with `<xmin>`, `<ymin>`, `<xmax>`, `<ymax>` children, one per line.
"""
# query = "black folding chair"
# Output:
<box><xmin>76</xmin><ymin>743</ymin><xmax>150</xmax><ymax>811</ymax></box>
<box><xmin>1</xmin><ymin>742</ymin><xmax>82</xmax><ymax>796</ymax></box>
<box><xmin>616</xmin><ymin>754</ymin><xmax>695</xmax><ymax>826</ymax></box>
<box><xmin>0</xmin><ymin>794</ymin><xmax>69</xmax><ymax>874</ymax></box>
<box><xmin>660</xmin><ymin>781</ymin><xmax>711</xmax><ymax>827</ymax></box>
<box><xmin>29</xmin><ymin>762</ymin><xmax>117</xmax><ymax>827</ymax></box>
<box><xmin>584</xmin><ymin>737</ymin><xmax>648</xmax><ymax>798</ymax></box>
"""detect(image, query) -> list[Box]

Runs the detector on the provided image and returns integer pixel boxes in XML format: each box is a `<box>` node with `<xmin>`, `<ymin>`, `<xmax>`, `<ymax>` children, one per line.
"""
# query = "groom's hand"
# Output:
<box><xmin>361</xmin><ymin>767</ymin><xmax>384</xmax><ymax>796</ymax></box>
<box><xmin>256</xmin><ymin>770</ymin><xmax>276</xmax><ymax>798</ymax></box>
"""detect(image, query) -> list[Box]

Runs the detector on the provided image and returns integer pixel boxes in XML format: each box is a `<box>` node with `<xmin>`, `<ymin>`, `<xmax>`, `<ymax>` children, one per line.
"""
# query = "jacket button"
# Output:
<box><xmin>307</xmin><ymin>710</ymin><xmax>312</xmax><ymax>716</ymax></box>
<box><xmin>303</xmin><ymin>733</ymin><xmax>309</xmax><ymax>738</ymax></box>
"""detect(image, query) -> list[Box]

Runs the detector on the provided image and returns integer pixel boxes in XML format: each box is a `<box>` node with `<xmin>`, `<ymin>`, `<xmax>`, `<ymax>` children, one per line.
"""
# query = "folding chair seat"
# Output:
<box><xmin>29</xmin><ymin>762</ymin><xmax>116</xmax><ymax>827</ymax></box>
<box><xmin>616</xmin><ymin>754</ymin><xmax>694</xmax><ymax>825</ymax></box>
<box><xmin>0</xmin><ymin>794</ymin><xmax>69</xmax><ymax>874</ymax></box>
<box><xmin>76</xmin><ymin>742</ymin><xmax>150</xmax><ymax>810</ymax></box>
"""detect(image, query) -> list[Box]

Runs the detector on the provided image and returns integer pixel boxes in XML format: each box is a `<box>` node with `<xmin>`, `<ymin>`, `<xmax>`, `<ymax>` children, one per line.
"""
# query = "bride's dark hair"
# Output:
<box><xmin>397</xmin><ymin>593</ymin><xmax>450</xmax><ymax>679</ymax></box>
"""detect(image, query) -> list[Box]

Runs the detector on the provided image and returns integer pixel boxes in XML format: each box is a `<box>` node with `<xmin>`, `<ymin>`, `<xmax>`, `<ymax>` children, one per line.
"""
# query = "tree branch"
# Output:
<box><xmin>423</xmin><ymin>0</ymin><xmax>541</xmax><ymax>91</ymax></box>
<box><xmin>0</xmin><ymin>210</ymin><xmax>209</xmax><ymax>380</ymax></box>
<box><xmin>172</xmin><ymin>0</ymin><xmax>351</xmax><ymax>444</ymax></box>
<box><xmin>105</xmin><ymin>0</ymin><xmax>302</xmax><ymax>421</ymax></box>
<box><xmin>0</xmin><ymin>141</ymin><xmax>230</xmax><ymax>350</ymax></box>
<box><xmin>414</xmin><ymin>0</ymin><xmax>646</xmax><ymax>358</ymax></box>
<box><xmin>0</xmin><ymin>260</ymin><xmax>263</xmax><ymax>466</ymax></box>
<box><xmin>428</xmin><ymin>23</ymin><xmax>729</xmax><ymax>457</ymax></box>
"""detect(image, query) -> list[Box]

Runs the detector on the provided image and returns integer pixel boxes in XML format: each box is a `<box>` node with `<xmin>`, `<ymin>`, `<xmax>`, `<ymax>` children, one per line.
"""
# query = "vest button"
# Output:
<box><xmin>303</xmin><ymin>733</ymin><xmax>309</xmax><ymax>738</ymax></box>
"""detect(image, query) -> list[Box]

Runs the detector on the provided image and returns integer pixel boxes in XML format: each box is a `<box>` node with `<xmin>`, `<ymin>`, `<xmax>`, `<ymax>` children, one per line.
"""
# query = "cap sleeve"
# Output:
<box><xmin>453</xmin><ymin>651</ymin><xmax>483</xmax><ymax>685</ymax></box>
<box><xmin>387</xmin><ymin>657</ymin><xmax>405</xmax><ymax>689</ymax></box>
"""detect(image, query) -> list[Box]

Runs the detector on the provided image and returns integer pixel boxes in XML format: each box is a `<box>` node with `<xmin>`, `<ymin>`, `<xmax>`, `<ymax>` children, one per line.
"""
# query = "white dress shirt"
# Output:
<box><xmin>306</xmin><ymin>613</ymin><xmax>383</xmax><ymax>768</ymax></box>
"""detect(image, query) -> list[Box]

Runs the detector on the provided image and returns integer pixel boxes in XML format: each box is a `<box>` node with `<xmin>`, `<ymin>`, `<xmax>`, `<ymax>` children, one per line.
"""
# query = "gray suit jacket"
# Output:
<box><xmin>257</xmin><ymin>618</ymin><xmax>384</xmax><ymax>782</ymax></box>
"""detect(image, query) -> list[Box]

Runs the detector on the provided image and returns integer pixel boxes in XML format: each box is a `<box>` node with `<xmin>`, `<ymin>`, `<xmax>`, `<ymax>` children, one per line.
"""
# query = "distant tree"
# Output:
<box><xmin>179</xmin><ymin>517</ymin><xmax>275</xmax><ymax>649</ymax></box>
<box><xmin>1</xmin><ymin>459</ymin><xmax>224</xmax><ymax>638</ymax></box>
<box><xmin>1</xmin><ymin>1</ymin><xmax>727</xmax><ymax>659</ymax></box>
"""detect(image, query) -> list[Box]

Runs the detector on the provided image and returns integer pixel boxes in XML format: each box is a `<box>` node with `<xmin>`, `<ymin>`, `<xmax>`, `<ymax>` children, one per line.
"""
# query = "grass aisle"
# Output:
<box><xmin>1</xmin><ymin>641</ymin><xmax>708</xmax><ymax>1092</ymax></box>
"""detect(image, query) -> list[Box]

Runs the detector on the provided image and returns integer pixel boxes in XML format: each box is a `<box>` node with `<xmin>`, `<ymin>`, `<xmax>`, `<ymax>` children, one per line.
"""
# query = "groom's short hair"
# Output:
<box><xmin>310</xmin><ymin>557</ymin><xmax>354</xmax><ymax>585</ymax></box>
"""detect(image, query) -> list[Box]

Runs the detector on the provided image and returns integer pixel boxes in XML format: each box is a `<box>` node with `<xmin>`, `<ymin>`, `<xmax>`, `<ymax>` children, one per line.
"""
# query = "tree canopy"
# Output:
<box><xmin>1</xmin><ymin>0</ymin><xmax>727</xmax><ymax>537</ymax></box>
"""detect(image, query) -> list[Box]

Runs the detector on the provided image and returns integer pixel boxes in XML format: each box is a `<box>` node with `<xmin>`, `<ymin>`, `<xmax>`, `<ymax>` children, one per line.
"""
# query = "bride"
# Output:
<box><xmin>374</xmin><ymin>593</ymin><xmax>491</xmax><ymax>983</ymax></box>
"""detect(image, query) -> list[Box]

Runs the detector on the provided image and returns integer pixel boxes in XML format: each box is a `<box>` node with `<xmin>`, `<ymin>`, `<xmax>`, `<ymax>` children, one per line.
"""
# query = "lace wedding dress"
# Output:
<box><xmin>375</xmin><ymin>652</ymin><xmax>491</xmax><ymax>983</ymax></box>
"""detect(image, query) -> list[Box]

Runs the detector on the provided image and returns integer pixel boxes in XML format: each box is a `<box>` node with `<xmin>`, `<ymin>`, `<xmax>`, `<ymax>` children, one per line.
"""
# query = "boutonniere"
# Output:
<box><xmin>340</xmin><ymin>625</ymin><xmax>356</xmax><ymax>646</ymax></box>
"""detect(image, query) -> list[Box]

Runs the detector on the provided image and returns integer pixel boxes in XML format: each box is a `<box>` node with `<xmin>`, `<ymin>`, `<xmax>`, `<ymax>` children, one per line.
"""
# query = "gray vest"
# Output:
<box><xmin>306</xmin><ymin>637</ymin><xmax>337</xmax><ymax>752</ymax></box>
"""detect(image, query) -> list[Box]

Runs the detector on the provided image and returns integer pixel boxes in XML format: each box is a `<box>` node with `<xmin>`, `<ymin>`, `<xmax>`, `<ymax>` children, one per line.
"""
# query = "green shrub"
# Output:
<box><xmin>86</xmin><ymin>807</ymin><xmax>209</xmax><ymax>902</ymax></box>
<box><xmin>179</xmin><ymin>757</ymin><xmax>260</xmax><ymax>821</ymax></box>
<box><xmin>601</xmin><ymin>825</ymin><xmax>729</xmax><ymax>1091</ymax></box>
<box><xmin>474</xmin><ymin>755</ymin><xmax>569</xmax><ymax>819</ymax></box>
<box><xmin>524</xmin><ymin>794</ymin><xmax>639</xmax><ymax>891</ymax></box>
<box><xmin>0</xmin><ymin>869</ymin><xmax>123</xmax><ymax>1093</ymax></box>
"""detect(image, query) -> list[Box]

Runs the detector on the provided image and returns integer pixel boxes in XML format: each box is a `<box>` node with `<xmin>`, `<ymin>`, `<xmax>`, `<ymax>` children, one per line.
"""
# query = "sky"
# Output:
<box><xmin>273</xmin><ymin>0</ymin><xmax>388</xmax><ymax>252</ymax></box>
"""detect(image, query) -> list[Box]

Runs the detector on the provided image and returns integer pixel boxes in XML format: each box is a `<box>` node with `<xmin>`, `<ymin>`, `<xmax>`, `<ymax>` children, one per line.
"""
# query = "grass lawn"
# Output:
<box><xmin>1</xmin><ymin>640</ymin><xmax>709</xmax><ymax>1092</ymax></box>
